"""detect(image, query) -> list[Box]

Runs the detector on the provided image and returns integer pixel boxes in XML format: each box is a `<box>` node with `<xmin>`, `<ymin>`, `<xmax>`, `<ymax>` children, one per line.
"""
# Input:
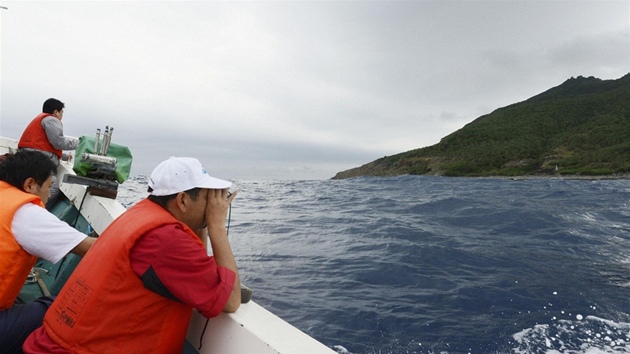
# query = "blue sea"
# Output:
<box><xmin>118</xmin><ymin>175</ymin><xmax>630</xmax><ymax>354</ymax></box>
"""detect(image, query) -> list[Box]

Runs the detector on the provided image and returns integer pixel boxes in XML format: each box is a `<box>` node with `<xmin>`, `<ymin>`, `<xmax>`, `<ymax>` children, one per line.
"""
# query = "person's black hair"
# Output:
<box><xmin>0</xmin><ymin>150</ymin><xmax>56</xmax><ymax>191</ymax></box>
<box><xmin>147</xmin><ymin>187</ymin><xmax>202</xmax><ymax>209</ymax></box>
<box><xmin>42</xmin><ymin>98</ymin><xmax>65</xmax><ymax>114</ymax></box>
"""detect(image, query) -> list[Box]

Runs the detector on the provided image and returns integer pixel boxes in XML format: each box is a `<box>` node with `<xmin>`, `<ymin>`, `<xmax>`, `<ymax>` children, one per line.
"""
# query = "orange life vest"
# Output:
<box><xmin>43</xmin><ymin>199</ymin><xmax>202</xmax><ymax>353</ymax></box>
<box><xmin>18</xmin><ymin>113</ymin><xmax>63</xmax><ymax>158</ymax></box>
<box><xmin>0</xmin><ymin>181</ymin><xmax>42</xmax><ymax>310</ymax></box>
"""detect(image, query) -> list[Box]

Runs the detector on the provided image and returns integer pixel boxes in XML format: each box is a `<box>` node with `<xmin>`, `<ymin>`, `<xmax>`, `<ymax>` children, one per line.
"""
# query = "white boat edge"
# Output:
<box><xmin>1</xmin><ymin>136</ymin><xmax>336</xmax><ymax>354</ymax></box>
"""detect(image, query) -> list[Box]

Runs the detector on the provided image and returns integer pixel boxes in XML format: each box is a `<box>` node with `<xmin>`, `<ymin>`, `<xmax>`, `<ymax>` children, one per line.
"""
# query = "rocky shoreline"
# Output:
<box><xmin>489</xmin><ymin>173</ymin><xmax>630</xmax><ymax>181</ymax></box>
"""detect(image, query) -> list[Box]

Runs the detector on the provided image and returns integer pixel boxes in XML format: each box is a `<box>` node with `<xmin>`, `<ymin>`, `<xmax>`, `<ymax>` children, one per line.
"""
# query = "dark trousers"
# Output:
<box><xmin>0</xmin><ymin>296</ymin><xmax>55</xmax><ymax>354</ymax></box>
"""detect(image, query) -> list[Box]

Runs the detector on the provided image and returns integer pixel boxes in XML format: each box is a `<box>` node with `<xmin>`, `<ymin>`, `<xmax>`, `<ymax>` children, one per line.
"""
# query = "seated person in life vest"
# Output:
<box><xmin>0</xmin><ymin>150</ymin><xmax>96</xmax><ymax>354</ymax></box>
<box><xmin>24</xmin><ymin>157</ymin><xmax>241</xmax><ymax>354</ymax></box>
<box><xmin>18</xmin><ymin>98</ymin><xmax>79</xmax><ymax>208</ymax></box>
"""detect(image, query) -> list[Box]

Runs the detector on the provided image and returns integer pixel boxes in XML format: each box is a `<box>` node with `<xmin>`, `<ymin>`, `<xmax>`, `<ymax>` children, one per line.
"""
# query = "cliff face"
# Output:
<box><xmin>333</xmin><ymin>74</ymin><xmax>630</xmax><ymax>179</ymax></box>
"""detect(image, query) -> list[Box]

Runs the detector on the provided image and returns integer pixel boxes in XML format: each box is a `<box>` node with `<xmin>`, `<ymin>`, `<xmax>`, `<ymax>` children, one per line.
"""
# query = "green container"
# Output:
<box><xmin>73</xmin><ymin>135</ymin><xmax>133</xmax><ymax>183</ymax></box>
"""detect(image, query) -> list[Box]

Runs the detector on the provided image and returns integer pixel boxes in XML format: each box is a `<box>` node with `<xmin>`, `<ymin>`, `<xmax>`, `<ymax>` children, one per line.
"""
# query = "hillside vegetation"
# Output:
<box><xmin>333</xmin><ymin>74</ymin><xmax>630</xmax><ymax>179</ymax></box>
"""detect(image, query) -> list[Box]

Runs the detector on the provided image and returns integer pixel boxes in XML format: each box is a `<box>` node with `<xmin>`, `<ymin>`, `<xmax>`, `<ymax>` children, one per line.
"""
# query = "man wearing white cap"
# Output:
<box><xmin>25</xmin><ymin>157</ymin><xmax>240</xmax><ymax>353</ymax></box>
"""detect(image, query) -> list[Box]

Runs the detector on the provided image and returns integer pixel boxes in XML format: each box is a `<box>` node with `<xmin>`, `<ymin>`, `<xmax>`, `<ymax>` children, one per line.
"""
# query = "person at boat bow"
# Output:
<box><xmin>18</xmin><ymin>98</ymin><xmax>79</xmax><ymax>208</ymax></box>
<box><xmin>0</xmin><ymin>150</ymin><xmax>96</xmax><ymax>354</ymax></box>
<box><xmin>24</xmin><ymin>156</ymin><xmax>241</xmax><ymax>354</ymax></box>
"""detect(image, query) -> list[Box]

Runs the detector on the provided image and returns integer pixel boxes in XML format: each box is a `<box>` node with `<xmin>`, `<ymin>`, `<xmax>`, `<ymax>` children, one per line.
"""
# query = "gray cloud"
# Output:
<box><xmin>1</xmin><ymin>1</ymin><xmax>628</xmax><ymax>180</ymax></box>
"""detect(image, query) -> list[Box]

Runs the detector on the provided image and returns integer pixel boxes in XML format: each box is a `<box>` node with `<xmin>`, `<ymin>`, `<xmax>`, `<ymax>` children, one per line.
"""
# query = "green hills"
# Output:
<box><xmin>333</xmin><ymin>74</ymin><xmax>630</xmax><ymax>179</ymax></box>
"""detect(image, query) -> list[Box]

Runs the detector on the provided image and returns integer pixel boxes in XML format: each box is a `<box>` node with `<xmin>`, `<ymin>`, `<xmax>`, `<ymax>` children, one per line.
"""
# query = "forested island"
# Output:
<box><xmin>333</xmin><ymin>74</ymin><xmax>630</xmax><ymax>179</ymax></box>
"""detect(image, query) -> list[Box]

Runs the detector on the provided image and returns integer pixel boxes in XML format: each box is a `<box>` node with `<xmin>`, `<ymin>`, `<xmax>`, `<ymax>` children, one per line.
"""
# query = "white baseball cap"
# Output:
<box><xmin>148</xmin><ymin>157</ymin><xmax>231</xmax><ymax>196</ymax></box>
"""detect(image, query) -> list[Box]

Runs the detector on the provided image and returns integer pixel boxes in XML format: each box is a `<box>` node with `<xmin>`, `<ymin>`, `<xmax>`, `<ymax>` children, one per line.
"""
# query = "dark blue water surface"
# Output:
<box><xmin>119</xmin><ymin>175</ymin><xmax>630</xmax><ymax>354</ymax></box>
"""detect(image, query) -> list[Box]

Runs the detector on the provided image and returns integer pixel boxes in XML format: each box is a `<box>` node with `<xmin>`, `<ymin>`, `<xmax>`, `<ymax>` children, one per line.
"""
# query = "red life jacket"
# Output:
<box><xmin>18</xmin><ymin>113</ymin><xmax>63</xmax><ymax>158</ymax></box>
<box><xmin>0</xmin><ymin>181</ymin><xmax>42</xmax><ymax>310</ymax></box>
<box><xmin>43</xmin><ymin>199</ymin><xmax>201</xmax><ymax>353</ymax></box>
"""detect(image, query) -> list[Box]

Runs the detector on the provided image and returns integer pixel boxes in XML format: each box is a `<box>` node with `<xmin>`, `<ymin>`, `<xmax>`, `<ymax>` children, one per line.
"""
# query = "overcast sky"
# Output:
<box><xmin>1</xmin><ymin>1</ymin><xmax>628</xmax><ymax>180</ymax></box>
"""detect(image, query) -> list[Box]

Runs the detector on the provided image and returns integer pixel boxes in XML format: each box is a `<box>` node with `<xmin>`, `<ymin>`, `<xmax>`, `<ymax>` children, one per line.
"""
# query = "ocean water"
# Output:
<box><xmin>117</xmin><ymin>175</ymin><xmax>630</xmax><ymax>354</ymax></box>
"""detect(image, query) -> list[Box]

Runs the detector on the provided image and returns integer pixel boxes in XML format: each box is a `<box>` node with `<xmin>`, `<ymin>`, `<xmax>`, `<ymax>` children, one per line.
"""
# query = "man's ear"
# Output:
<box><xmin>22</xmin><ymin>177</ymin><xmax>37</xmax><ymax>194</ymax></box>
<box><xmin>174</xmin><ymin>192</ymin><xmax>188</xmax><ymax>213</ymax></box>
